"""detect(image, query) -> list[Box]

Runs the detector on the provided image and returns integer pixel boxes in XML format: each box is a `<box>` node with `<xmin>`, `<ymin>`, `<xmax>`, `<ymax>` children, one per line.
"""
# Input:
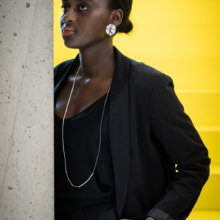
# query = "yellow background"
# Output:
<box><xmin>54</xmin><ymin>0</ymin><xmax>220</xmax><ymax>219</ymax></box>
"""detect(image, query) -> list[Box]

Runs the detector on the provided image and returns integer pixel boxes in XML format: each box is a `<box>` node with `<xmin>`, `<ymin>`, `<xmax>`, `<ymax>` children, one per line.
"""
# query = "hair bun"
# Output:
<box><xmin>119</xmin><ymin>19</ymin><xmax>133</xmax><ymax>34</ymax></box>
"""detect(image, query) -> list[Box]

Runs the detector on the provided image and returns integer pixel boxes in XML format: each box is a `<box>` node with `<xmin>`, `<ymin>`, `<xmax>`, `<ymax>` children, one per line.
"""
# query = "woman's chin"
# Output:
<box><xmin>63</xmin><ymin>42</ymin><xmax>79</xmax><ymax>49</ymax></box>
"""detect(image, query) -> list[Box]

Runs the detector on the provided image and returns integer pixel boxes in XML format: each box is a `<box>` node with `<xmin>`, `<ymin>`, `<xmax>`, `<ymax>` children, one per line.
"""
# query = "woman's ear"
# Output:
<box><xmin>109</xmin><ymin>9</ymin><xmax>124</xmax><ymax>28</ymax></box>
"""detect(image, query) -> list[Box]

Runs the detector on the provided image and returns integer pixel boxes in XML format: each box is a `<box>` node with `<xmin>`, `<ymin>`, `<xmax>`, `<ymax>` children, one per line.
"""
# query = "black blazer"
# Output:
<box><xmin>54</xmin><ymin>46</ymin><xmax>211</xmax><ymax>220</ymax></box>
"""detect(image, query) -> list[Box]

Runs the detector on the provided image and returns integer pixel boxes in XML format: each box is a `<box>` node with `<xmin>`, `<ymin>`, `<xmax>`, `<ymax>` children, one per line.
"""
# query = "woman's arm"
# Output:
<box><xmin>145</xmin><ymin>73</ymin><xmax>211</xmax><ymax>220</ymax></box>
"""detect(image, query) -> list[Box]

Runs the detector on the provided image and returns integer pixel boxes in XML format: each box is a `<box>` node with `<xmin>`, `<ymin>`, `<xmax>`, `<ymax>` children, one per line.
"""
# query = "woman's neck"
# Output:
<box><xmin>78</xmin><ymin>40</ymin><xmax>115</xmax><ymax>80</ymax></box>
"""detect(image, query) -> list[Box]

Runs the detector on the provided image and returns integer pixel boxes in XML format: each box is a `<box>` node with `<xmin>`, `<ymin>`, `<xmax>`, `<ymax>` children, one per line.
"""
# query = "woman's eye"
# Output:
<box><xmin>60</xmin><ymin>4</ymin><xmax>89</xmax><ymax>12</ymax></box>
<box><xmin>79</xmin><ymin>4</ymin><xmax>89</xmax><ymax>11</ymax></box>
<box><xmin>60</xmin><ymin>5</ymin><xmax>69</xmax><ymax>11</ymax></box>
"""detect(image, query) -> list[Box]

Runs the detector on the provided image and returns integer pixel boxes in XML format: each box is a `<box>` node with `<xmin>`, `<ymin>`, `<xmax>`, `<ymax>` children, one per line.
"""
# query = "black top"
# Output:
<box><xmin>54</xmin><ymin>92</ymin><xmax>116</xmax><ymax>206</ymax></box>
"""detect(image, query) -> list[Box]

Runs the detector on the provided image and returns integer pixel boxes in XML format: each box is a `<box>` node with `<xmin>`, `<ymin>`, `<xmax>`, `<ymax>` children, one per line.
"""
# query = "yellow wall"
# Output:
<box><xmin>54</xmin><ymin>0</ymin><xmax>220</xmax><ymax>218</ymax></box>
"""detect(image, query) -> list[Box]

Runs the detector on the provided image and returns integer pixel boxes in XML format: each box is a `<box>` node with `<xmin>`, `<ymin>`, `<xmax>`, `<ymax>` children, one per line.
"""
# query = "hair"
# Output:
<box><xmin>107</xmin><ymin>0</ymin><xmax>133</xmax><ymax>35</ymax></box>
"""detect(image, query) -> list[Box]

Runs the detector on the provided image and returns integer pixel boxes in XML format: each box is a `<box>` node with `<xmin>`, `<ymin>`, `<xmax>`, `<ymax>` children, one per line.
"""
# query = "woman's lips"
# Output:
<box><xmin>62</xmin><ymin>30</ymin><xmax>76</xmax><ymax>36</ymax></box>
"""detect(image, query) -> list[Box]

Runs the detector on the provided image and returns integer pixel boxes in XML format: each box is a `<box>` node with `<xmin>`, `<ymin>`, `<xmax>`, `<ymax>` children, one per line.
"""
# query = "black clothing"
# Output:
<box><xmin>55</xmin><ymin>92</ymin><xmax>119</xmax><ymax>218</ymax></box>
<box><xmin>55</xmin><ymin>201</ymin><xmax>118</xmax><ymax>220</ymax></box>
<box><xmin>54</xmin><ymin>46</ymin><xmax>211</xmax><ymax>220</ymax></box>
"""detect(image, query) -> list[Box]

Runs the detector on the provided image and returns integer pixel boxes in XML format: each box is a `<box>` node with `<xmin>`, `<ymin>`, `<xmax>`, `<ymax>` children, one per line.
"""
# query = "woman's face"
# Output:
<box><xmin>60</xmin><ymin>0</ymin><xmax>112</xmax><ymax>49</ymax></box>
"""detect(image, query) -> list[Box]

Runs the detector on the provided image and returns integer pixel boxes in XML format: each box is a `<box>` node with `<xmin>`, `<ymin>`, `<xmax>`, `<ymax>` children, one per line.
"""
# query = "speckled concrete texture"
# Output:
<box><xmin>0</xmin><ymin>0</ymin><xmax>54</xmax><ymax>219</ymax></box>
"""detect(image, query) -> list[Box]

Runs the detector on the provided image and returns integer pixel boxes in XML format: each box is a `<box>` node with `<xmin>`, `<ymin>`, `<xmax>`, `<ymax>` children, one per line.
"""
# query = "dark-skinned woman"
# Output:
<box><xmin>54</xmin><ymin>0</ymin><xmax>211</xmax><ymax>219</ymax></box>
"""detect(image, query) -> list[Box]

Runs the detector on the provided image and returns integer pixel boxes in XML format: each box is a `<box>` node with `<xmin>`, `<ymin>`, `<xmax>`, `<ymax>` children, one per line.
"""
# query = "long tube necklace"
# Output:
<box><xmin>62</xmin><ymin>65</ymin><xmax>111</xmax><ymax>188</ymax></box>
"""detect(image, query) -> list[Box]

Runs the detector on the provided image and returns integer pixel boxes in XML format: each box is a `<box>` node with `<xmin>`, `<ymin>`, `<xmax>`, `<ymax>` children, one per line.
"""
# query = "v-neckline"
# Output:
<box><xmin>54</xmin><ymin>93</ymin><xmax>108</xmax><ymax>120</ymax></box>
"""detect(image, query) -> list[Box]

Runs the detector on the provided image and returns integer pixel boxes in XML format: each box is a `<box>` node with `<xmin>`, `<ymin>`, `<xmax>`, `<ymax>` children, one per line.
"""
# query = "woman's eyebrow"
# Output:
<box><xmin>62</xmin><ymin>0</ymin><xmax>94</xmax><ymax>4</ymax></box>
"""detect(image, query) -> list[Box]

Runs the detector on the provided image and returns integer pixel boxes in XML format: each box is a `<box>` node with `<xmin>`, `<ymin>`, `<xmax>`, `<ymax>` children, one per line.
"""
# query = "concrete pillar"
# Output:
<box><xmin>0</xmin><ymin>0</ymin><xmax>54</xmax><ymax>219</ymax></box>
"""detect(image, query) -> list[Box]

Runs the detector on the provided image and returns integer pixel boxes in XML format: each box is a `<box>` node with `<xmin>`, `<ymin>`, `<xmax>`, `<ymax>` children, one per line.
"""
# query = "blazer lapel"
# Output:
<box><xmin>109</xmin><ymin>46</ymin><xmax>131</xmax><ymax>219</ymax></box>
<box><xmin>54</xmin><ymin>46</ymin><xmax>131</xmax><ymax>219</ymax></box>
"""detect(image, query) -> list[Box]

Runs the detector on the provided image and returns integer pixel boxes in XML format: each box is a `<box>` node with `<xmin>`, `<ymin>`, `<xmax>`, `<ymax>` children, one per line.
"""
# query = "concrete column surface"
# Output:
<box><xmin>0</xmin><ymin>0</ymin><xmax>54</xmax><ymax>219</ymax></box>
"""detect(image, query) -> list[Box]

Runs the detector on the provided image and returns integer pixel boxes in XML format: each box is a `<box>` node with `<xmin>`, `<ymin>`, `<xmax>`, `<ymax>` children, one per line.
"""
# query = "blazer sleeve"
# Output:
<box><xmin>146</xmin><ymin>73</ymin><xmax>211</xmax><ymax>220</ymax></box>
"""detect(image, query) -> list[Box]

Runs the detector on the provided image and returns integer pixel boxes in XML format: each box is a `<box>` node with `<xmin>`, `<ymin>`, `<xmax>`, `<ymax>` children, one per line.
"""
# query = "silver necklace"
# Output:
<box><xmin>62</xmin><ymin>65</ymin><xmax>111</xmax><ymax>188</ymax></box>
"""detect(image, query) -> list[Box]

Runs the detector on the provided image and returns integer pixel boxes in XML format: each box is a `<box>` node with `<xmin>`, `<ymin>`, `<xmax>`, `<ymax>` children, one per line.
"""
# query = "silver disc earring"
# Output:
<box><xmin>106</xmin><ymin>24</ymin><xmax>116</xmax><ymax>36</ymax></box>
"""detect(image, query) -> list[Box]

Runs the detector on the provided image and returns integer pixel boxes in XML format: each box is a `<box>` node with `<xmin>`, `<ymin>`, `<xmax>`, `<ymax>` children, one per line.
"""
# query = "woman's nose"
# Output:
<box><xmin>62</xmin><ymin>8</ymin><xmax>76</xmax><ymax>23</ymax></box>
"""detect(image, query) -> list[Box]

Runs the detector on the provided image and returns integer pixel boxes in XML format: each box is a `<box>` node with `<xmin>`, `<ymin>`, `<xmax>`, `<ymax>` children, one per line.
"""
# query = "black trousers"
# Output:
<box><xmin>55</xmin><ymin>200</ymin><xmax>118</xmax><ymax>220</ymax></box>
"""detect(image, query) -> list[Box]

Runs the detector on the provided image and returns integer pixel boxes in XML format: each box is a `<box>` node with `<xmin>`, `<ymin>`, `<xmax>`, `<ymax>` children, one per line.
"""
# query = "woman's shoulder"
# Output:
<box><xmin>127</xmin><ymin>57</ymin><xmax>173</xmax><ymax>92</ymax></box>
<box><xmin>128</xmin><ymin>58</ymin><xmax>164</xmax><ymax>80</ymax></box>
<box><xmin>54</xmin><ymin>59</ymin><xmax>74</xmax><ymax>79</ymax></box>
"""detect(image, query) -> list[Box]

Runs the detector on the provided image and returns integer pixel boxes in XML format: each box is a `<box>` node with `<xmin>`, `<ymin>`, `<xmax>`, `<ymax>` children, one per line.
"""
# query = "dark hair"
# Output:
<box><xmin>107</xmin><ymin>0</ymin><xmax>133</xmax><ymax>35</ymax></box>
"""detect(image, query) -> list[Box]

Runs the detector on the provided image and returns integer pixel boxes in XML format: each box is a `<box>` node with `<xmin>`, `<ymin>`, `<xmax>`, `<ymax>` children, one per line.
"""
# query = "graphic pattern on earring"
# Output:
<box><xmin>106</xmin><ymin>24</ymin><xmax>116</xmax><ymax>36</ymax></box>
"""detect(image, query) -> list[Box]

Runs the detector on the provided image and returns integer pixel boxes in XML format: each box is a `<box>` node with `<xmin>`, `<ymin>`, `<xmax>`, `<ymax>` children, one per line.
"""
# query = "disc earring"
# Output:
<box><xmin>106</xmin><ymin>24</ymin><xmax>116</xmax><ymax>36</ymax></box>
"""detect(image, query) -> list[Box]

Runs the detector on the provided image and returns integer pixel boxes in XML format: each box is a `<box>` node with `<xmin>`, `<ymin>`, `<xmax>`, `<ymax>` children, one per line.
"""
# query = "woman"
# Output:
<box><xmin>54</xmin><ymin>0</ymin><xmax>211</xmax><ymax>219</ymax></box>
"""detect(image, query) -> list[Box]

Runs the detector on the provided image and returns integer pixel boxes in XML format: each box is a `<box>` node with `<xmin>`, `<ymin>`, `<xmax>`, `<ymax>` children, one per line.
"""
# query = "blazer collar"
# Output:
<box><xmin>54</xmin><ymin>46</ymin><xmax>131</xmax><ymax>219</ymax></box>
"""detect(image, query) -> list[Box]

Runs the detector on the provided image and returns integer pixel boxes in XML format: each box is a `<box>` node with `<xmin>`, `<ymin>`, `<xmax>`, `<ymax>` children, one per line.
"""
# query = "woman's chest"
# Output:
<box><xmin>54</xmin><ymin>78</ymin><xmax>112</xmax><ymax>119</ymax></box>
